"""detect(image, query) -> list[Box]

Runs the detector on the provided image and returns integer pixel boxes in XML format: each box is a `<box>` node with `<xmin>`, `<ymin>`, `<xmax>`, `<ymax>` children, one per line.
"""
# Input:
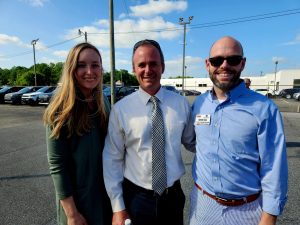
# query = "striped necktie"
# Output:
<box><xmin>150</xmin><ymin>96</ymin><xmax>167</xmax><ymax>195</ymax></box>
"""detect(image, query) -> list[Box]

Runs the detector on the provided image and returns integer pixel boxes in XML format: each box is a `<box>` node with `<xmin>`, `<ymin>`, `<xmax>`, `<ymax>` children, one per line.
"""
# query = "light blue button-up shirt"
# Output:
<box><xmin>191</xmin><ymin>81</ymin><xmax>288</xmax><ymax>215</ymax></box>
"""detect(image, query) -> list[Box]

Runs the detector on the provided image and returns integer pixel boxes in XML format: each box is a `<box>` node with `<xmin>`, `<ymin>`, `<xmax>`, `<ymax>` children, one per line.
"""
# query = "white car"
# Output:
<box><xmin>254</xmin><ymin>89</ymin><xmax>272</xmax><ymax>97</ymax></box>
<box><xmin>21</xmin><ymin>86</ymin><xmax>56</xmax><ymax>105</ymax></box>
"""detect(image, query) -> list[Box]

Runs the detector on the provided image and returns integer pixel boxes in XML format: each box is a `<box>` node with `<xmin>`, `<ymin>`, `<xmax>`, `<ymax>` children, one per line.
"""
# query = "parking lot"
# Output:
<box><xmin>0</xmin><ymin>97</ymin><xmax>300</xmax><ymax>225</ymax></box>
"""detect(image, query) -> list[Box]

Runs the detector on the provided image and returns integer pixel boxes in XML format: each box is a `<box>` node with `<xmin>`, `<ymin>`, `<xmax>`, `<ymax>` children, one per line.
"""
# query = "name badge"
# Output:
<box><xmin>195</xmin><ymin>114</ymin><xmax>211</xmax><ymax>125</ymax></box>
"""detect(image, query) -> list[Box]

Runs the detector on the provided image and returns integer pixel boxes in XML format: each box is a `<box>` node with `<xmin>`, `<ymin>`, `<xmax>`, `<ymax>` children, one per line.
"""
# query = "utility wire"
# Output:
<box><xmin>87</xmin><ymin>8</ymin><xmax>300</xmax><ymax>34</ymax></box>
<box><xmin>1</xmin><ymin>36</ymin><xmax>81</xmax><ymax>59</ymax></box>
<box><xmin>1</xmin><ymin>8</ymin><xmax>300</xmax><ymax>59</ymax></box>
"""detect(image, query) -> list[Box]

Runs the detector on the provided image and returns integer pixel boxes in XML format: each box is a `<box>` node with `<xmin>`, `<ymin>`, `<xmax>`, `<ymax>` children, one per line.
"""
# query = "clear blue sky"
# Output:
<box><xmin>1</xmin><ymin>0</ymin><xmax>300</xmax><ymax>78</ymax></box>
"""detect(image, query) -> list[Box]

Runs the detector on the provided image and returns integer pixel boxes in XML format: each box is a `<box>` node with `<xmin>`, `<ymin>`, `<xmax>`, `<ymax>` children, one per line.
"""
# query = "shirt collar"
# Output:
<box><xmin>208</xmin><ymin>79</ymin><xmax>246</xmax><ymax>102</ymax></box>
<box><xmin>138</xmin><ymin>86</ymin><xmax>164</xmax><ymax>105</ymax></box>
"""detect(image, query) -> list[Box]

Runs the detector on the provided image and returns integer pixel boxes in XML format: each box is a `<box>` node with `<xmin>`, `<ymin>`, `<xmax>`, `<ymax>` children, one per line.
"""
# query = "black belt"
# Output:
<box><xmin>123</xmin><ymin>178</ymin><xmax>181</xmax><ymax>196</ymax></box>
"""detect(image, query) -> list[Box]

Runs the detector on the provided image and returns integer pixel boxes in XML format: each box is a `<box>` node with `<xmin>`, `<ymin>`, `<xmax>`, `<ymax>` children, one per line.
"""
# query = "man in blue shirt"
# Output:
<box><xmin>189</xmin><ymin>36</ymin><xmax>288</xmax><ymax>225</ymax></box>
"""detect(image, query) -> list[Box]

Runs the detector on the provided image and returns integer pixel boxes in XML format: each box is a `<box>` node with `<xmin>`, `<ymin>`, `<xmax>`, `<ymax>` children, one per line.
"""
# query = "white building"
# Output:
<box><xmin>161</xmin><ymin>69</ymin><xmax>300</xmax><ymax>94</ymax></box>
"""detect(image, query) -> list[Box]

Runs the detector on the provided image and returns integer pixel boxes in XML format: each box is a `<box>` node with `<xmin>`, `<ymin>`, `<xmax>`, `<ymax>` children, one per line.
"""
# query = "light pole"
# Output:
<box><xmin>179</xmin><ymin>16</ymin><xmax>193</xmax><ymax>93</ymax></box>
<box><xmin>109</xmin><ymin>0</ymin><xmax>116</xmax><ymax>104</ymax></box>
<box><xmin>31</xmin><ymin>38</ymin><xmax>39</xmax><ymax>86</ymax></box>
<box><xmin>274</xmin><ymin>61</ymin><xmax>278</xmax><ymax>92</ymax></box>
<box><xmin>78</xmin><ymin>29</ymin><xmax>87</xmax><ymax>42</ymax></box>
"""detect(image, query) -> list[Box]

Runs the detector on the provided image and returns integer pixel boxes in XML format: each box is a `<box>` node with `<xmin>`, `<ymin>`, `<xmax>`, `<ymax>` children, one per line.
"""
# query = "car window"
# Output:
<box><xmin>44</xmin><ymin>87</ymin><xmax>56</xmax><ymax>93</ymax></box>
<box><xmin>17</xmin><ymin>87</ymin><xmax>31</xmax><ymax>94</ymax></box>
<box><xmin>0</xmin><ymin>87</ymin><xmax>10</xmax><ymax>93</ymax></box>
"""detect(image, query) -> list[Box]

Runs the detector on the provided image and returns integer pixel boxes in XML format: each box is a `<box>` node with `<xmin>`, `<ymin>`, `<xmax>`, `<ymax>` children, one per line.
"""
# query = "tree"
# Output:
<box><xmin>0</xmin><ymin>68</ymin><xmax>10</xmax><ymax>85</ymax></box>
<box><xmin>17</xmin><ymin>71</ymin><xmax>37</xmax><ymax>86</ymax></box>
<box><xmin>9</xmin><ymin>66</ymin><xmax>27</xmax><ymax>85</ymax></box>
<box><xmin>103</xmin><ymin>69</ymin><xmax>138</xmax><ymax>86</ymax></box>
<box><xmin>50</xmin><ymin>62</ymin><xmax>63</xmax><ymax>84</ymax></box>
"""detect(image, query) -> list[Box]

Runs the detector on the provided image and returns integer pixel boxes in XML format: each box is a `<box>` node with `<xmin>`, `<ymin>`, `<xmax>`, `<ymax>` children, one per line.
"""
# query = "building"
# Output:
<box><xmin>160</xmin><ymin>69</ymin><xmax>300</xmax><ymax>94</ymax></box>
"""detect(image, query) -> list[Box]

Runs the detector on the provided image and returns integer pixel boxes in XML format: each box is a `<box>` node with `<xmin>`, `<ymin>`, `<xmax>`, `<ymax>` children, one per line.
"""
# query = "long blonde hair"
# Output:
<box><xmin>43</xmin><ymin>42</ymin><xmax>108</xmax><ymax>139</ymax></box>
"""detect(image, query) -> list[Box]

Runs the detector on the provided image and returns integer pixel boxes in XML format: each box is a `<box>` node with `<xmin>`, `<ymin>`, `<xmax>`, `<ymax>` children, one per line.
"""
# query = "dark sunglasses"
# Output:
<box><xmin>208</xmin><ymin>55</ymin><xmax>244</xmax><ymax>67</ymax></box>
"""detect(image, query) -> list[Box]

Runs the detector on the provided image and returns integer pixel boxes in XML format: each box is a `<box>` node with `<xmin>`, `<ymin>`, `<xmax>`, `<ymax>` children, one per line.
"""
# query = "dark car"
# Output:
<box><xmin>279</xmin><ymin>88</ymin><xmax>300</xmax><ymax>99</ymax></box>
<box><xmin>0</xmin><ymin>86</ymin><xmax>25</xmax><ymax>103</ymax></box>
<box><xmin>103</xmin><ymin>86</ymin><xmax>136</xmax><ymax>102</ymax></box>
<box><xmin>4</xmin><ymin>86</ymin><xmax>43</xmax><ymax>104</ymax></box>
<box><xmin>179</xmin><ymin>89</ymin><xmax>201</xmax><ymax>96</ymax></box>
<box><xmin>21</xmin><ymin>86</ymin><xmax>56</xmax><ymax>105</ymax></box>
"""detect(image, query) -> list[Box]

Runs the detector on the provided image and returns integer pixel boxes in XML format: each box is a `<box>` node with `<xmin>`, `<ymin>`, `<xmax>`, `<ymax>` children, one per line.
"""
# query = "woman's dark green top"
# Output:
<box><xmin>46</xmin><ymin>113</ymin><xmax>112</xmax><ymax>225</ymax></box>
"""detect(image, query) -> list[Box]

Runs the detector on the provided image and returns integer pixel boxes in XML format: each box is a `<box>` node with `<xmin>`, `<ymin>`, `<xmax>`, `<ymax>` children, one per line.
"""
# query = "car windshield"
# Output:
<box><xmin>0</xmin><ymin>87</ymin><xmax>10</xmax><ymax>93</ymax></box>
<box><xmin>44</xmin><ymin>87</ymin><xmax>56</xmax><ymax>93</ymax></box>
<box><xmin>16</xmin><ymin>87</ymin><xmax>32</xmax><ymax>94</ymax></box>
<box><xmin>35</xmin><ymin>86</ymin><xmax>50</xmax><ymax>92</ymax></box>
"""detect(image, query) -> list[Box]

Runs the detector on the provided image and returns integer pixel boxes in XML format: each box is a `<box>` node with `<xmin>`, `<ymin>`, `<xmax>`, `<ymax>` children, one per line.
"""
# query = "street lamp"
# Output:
<box><xmin>179</xmin><ymin>16</ymin><xmax>193</xmax><ymax>93</ymax></box>
<box><xmin>31</xmin><ymin>38</ymin><xmax>39</xmax><ymax>86</ymax></box>
<box><xmin>78</xmin><ymin>29</ymin><xmax>87</xmax><ymax>42</ymax></box>
<box><xmin>274</xmin><ymin>61</ymin><xmax>278</xmax><ymax>92</ymax></box>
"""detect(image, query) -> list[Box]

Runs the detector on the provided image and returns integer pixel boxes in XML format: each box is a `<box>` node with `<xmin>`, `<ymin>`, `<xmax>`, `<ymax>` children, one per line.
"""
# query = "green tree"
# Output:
<box><xmin>0</xmin><ymin>68</ymin><xmax>11</xmax><ymax>85</ymax></box>
<box><xmin>103</xmin><ymin>71</ymin><xmax>111</xmax><ymax>84</ymax></box>
<box><xmin>50</xmin><ymin>62</ymin><xmax>63</xmax><ymax>84</ymax></box>
<box><xmin>38</xmin><ymin>63</ymin><xmax>52</xmax><ymax>85</ymax></box>
<box><xmin>103</xmin><ymin>70</ymin><xmax>138</xmax><ymax>86</ymax></box>
<box><xmin>17</xmin><ymin>70</ymin><xmax>37</xmax><ymax>86</ymax></box>
<box><xmin>9</xmin><ymin>66</ymin><xmax>28</xmax><ymax>85</ymax></box>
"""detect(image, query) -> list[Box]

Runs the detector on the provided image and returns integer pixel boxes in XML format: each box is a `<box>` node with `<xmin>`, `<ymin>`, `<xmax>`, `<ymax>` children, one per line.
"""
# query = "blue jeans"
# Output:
<box><xmin>123</xmin><ymin>179</ymin><xmax>185</xmax><ymax>225</ymax></box>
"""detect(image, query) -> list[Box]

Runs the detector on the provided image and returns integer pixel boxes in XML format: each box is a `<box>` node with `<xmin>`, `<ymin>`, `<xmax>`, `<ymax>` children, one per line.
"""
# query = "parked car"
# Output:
<box><xmin>38</xmin><ymin>88</ymin><xmax>57</xmax><ymax>104</ymax></box>
<box><xmin>103</xmin><ymin>86</ymin><xmax>136</xmax><ymax>102</ymax></box>
<box><xmin>292</xmin><ymin>92</ymin><xmax>300</xmax><ymax>101</ymax></box>
<box><xmin>254</xmin><ymin>88</ymin><xmax>272</xmax><ymax>97</ymax></box>
<box><xmin>0</xmin><ymin>86</ymin><xmax>25</xmax><ymax>103</ymax></box>
<box><xmin>188</xmin><ymin>90</ymin><xmax>201</xmax><ymax>95</ymax></box>
<box><xmin>279</xmin><ymin>88</ymin><xmax>300</xmax><ymax>99</ymax></box>
<box><xmin>179</xmin><ymin>89</ymin><xmax>201</xmax><ymax>96</ymax></box>
<box><xmin>21</xmin><ymin>86</ymin><xmax>56</xmax><ymax>105</ymax></box>
<box><xmin>4</xmin><ymin>86</ymin><xmax>43</xmax><ymax>104</ymax></box>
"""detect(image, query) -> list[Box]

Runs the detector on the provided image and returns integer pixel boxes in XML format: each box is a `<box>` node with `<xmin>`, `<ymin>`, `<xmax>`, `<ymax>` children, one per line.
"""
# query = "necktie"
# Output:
<box><xmin>150</xmin><ymin>96</ymin><xmax>167</xmax><ymax>195</ymax></box>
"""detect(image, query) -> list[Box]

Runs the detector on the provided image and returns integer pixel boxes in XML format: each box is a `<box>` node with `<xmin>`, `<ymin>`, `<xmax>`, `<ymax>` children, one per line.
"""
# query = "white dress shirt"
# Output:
<box><xmin>103</xmin><ymin>87</ymin><xmax>195</xmax><ymax>212</ymax></box>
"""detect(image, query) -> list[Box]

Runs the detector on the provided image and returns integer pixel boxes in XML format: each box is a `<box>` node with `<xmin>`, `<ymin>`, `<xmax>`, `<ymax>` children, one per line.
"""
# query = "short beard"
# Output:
<box><xmin>209</xmin><ymin>68</ymin><xmax>242</xmax><ymax>92</ymax></box>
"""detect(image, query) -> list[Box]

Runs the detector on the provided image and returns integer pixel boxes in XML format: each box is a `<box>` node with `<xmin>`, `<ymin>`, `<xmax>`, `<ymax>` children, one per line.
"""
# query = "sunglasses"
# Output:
<box><xmin>208</xmin><ymin>55</ymin><xmax>244</xmax><ymax>67</ymax></box>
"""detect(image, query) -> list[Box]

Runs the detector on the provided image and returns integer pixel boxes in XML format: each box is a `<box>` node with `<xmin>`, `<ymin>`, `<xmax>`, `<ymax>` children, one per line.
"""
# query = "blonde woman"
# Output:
<box><xmin>44</xmin><ymin>42</ymin><xmax>111</xmax><ymax>225</ymax></box>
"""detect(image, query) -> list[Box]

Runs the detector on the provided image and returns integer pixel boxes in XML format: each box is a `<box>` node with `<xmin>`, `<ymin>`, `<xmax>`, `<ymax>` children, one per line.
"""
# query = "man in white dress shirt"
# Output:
<box><xmin>103</xmin><ymin>39</ymin><xmax>195</xmax><ymax>225</ymax></box>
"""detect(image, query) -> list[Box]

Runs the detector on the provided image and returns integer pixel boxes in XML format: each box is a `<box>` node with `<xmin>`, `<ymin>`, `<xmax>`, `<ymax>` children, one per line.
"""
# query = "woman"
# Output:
<box><xmin>43</xmin><ymin>42</ymin><xmax>111</xmax><ymax>225</ymax></box>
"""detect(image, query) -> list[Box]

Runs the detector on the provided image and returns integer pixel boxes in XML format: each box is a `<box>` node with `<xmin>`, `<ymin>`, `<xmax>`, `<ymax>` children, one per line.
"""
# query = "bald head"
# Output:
<box><xmin>209</xmin><ymin>36</ymin><xmax>244</xmax><ymax>58</ymax></box>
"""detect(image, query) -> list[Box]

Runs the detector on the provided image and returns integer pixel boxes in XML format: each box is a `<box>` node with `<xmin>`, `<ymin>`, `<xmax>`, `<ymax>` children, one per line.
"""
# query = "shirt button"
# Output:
<box><xmin>213</xmin><ymin>177</ymin><xmax>218</xmax><ymax>181</ymax></box>
<box><xmin>214</xmin><ymin>123</ymin><xmax>218</xmax><ymax>127</ymax></box>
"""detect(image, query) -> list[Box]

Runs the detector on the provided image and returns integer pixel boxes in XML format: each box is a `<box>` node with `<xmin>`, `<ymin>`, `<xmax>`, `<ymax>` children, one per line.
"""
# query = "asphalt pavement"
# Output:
<box><xmin>0</xmin><ymin>97</ymin><xmax>299</xmax><ymax>225</ymax></box>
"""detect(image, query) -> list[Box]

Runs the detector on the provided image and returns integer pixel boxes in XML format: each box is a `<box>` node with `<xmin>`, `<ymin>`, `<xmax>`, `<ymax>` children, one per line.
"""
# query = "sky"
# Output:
<box><xmin>1</xmin><ymin>0</ymin><xmax>300</xmax><ymax>78</ymax></box>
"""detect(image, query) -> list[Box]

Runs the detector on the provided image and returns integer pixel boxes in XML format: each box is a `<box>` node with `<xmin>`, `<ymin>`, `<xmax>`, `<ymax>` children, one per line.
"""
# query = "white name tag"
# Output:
<box><xmin>195</xmin><ymin>114</ymin><xmax>211</xmax><ymax>125</ymax></box>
